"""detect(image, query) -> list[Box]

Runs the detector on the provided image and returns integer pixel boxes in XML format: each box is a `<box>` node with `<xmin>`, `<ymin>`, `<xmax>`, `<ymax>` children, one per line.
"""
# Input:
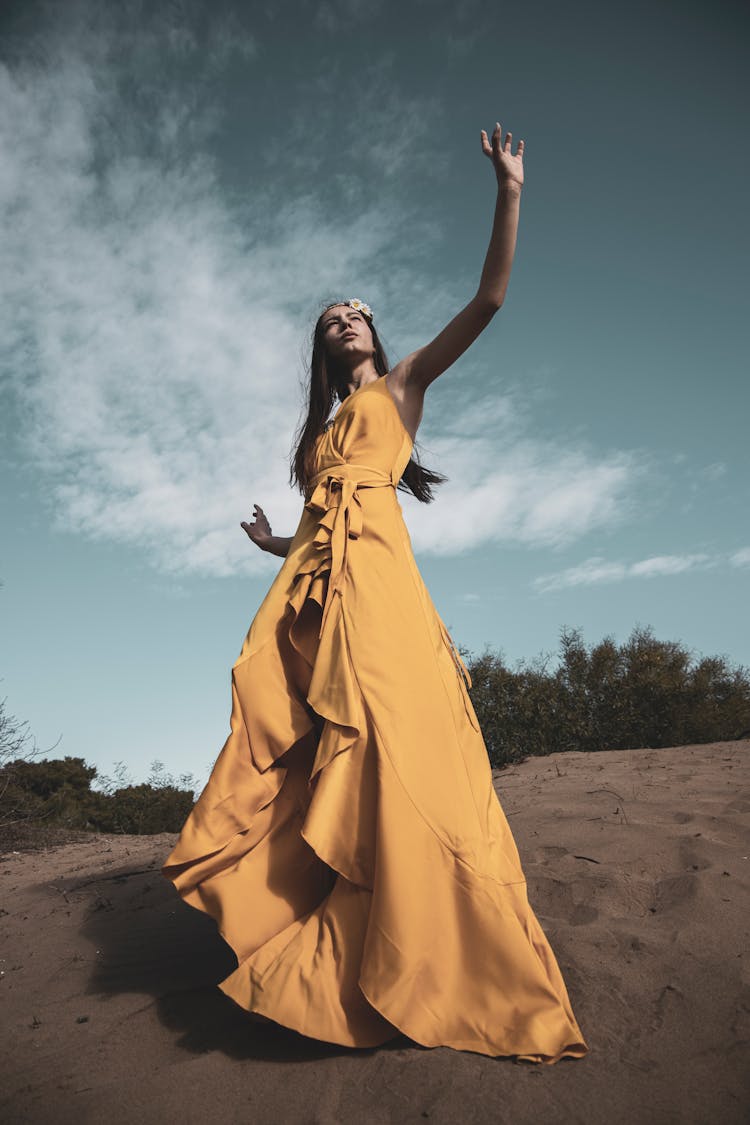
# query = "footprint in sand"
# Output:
<box><xmin>650</xmin><ymin>982</ymin><xmax>687</xmax><ymax>1031</ymax></box>
<box><xmin>529</xmin><ymin>874</ymin><xmax>599</xmax><ymax>926</ymax></box>
<box><xmin>677</xmin><ymin>837</ymin><xmax>712</xmax><ymax>873</ymax></box>
<box><xmin>652</xmin><ymin>872</ymin><xmax>698</xmax><ymax>913</ymax></box>
<box><xmin>725</xmin><ymin>795</ymin><xmax>750</xmax><ymax>815</ymax></box>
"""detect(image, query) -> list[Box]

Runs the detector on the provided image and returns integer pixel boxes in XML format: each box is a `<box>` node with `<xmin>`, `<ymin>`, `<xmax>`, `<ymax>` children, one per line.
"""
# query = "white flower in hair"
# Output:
<box><xmin>347</xmin><ymin>298</ymin><xmax>373</xmax><ymax>319</ymax></box>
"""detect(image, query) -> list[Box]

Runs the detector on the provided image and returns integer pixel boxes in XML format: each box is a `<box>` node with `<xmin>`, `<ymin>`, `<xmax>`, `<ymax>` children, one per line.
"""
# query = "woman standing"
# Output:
<box><xmin>163</xmin><ymin>122</ymin><xmax>588</xmax><ymax>1064</ymax></box>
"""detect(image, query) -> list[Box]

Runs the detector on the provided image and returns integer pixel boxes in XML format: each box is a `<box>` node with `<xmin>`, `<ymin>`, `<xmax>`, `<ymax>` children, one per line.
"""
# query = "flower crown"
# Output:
<box><xmin>346</xmin><ymin>297</ymin><xmax>373</xmax><ymax>319</ymax></box>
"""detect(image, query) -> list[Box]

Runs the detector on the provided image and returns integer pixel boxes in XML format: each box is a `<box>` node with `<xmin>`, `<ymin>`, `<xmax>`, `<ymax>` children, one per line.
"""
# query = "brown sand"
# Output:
<box><xmin>1</xmin><ymin>740</ymin><xmax>748</xmax><ymax>1124</ymax></box>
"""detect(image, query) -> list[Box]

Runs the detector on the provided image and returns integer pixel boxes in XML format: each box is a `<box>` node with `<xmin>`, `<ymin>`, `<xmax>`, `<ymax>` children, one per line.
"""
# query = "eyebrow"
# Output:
<box><xmin>322</xmin><ymin>310</ymin><xmax>362</xmax><ymax>327</ymax></box>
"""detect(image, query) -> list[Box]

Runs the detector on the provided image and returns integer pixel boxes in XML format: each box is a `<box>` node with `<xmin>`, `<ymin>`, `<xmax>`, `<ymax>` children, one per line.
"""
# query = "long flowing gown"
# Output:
<box><xmin>162</xmin><ymin>373</ymin><xmax>588</xmax><ymax>1064</ymax></box>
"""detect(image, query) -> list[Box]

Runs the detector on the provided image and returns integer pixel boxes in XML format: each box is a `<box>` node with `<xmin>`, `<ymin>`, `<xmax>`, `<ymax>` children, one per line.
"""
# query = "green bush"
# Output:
<box><xmin>86</xmin><ymin>782</ymin><xmax>194</xmax><ymax>834</ymax></box>
<box><xmin>0</xmin><ymin>754</ymin><xmax>196</xmax><ymax>843</ymax></box>
<box><xmin>465</xmin><ymin>625</ymin><xmax>750</xmax><ymax>768</ymax></box>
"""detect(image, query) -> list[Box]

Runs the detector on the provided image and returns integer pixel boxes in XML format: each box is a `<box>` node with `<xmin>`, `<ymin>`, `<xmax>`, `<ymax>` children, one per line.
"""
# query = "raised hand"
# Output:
<box><xmin>241</xmin><ymin>503</ymin><xmax>273</xmax><ymax>551</ymax></box>
<box><xmin>481</xmin><ymin>121</ymin><xmax>524</xmax><ymax>189</ymax></box>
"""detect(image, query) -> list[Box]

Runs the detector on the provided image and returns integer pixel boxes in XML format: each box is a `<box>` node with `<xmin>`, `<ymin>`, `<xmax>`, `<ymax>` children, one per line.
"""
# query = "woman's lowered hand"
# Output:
<box><xmin>241</xmin><ymin>503</ymin><xmax>273</xmax><ymax>551</ymax></box>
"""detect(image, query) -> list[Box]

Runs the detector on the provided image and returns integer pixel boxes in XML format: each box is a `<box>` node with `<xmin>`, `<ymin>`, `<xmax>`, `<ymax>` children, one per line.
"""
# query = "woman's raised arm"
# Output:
<box><xmin>390</xmin><ymin>122</ymin><xmax>524</xmax><ymax>403</ymax></box>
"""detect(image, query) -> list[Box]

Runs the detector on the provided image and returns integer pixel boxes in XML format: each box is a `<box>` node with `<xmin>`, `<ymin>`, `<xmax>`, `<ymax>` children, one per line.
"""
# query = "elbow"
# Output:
<box><xmin>474</xmin><ymin>293</ymin><xmax>503</xmax><ymax>319</ymax></box>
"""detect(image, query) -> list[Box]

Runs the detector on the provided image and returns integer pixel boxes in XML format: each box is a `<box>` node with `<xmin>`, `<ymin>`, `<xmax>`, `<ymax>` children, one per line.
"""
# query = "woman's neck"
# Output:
<box><xmin>340</xmin><ymin>357</ymin><xmax>381</xmax><ymax>398</ymax></box>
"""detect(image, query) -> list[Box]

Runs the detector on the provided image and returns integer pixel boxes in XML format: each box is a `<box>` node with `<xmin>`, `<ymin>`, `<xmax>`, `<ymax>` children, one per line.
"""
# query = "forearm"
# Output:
<box><xmin>263</xmin><ymin>535</ymin><xmax>293</xmax><ymax>558</ymax></box>
<box><xmin>476</xmin><ymin>180</ymin><xmax>522</xmax><ymax>309</ymax></box>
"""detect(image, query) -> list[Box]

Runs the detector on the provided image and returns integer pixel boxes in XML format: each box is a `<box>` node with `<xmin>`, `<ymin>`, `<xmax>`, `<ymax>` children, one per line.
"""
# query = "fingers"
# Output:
<box><xmin>482</xmin><ymin>122</ymin><xmax>524</xmax><ymax>158</ymax></box>
<box><xmin>494</xmin><ymin>123</ymin><xmax>514</xmax><ymax>156</ymax></box>
<box><xmin>241</xmin><ymin>504</ymin><xmax>261</xmax><ymax>533</ymax></box>
<box><xmin>481</xmin><ymin>125</ymin><xmax>503</xmax><ymax>158</ymax></box>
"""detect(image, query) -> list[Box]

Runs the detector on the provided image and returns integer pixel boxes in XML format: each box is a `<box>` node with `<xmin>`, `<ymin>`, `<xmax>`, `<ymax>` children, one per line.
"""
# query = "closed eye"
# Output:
<box><xmin>323</xmin><ymin>313</ymin><xmax>363</xmax><ymax>330</ymax></box>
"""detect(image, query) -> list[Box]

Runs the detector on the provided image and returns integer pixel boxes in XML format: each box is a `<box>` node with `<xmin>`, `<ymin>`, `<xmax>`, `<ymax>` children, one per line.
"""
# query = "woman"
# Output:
<box><xmin>163</xmin><ymin>123</ymin><xmax>588</xmax><ymax>1064</ymax></box>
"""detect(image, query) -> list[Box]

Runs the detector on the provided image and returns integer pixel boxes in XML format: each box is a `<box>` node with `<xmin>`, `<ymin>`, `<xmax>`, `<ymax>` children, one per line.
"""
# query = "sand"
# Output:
<box><xmin>1</xmin><ymin>740</ymin><xmax>748</xmax><ymax>1125</ymax></box>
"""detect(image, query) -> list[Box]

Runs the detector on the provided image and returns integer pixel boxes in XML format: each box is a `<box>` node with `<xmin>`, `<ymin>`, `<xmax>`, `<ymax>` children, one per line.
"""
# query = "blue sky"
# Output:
<box><xmin>1</xmin><ymin>0</ymin><xmax>748</xmax><ymax>790</ymax></box>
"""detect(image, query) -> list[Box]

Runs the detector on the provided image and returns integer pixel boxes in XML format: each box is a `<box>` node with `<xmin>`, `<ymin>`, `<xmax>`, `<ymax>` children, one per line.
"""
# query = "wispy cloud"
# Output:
<box><xmin>0</xmin><ymin>5</ymin><xmax>435</xmax><ymax>577</ymax></box>
<box><xmin>1</xmin><ymin>2</ymin><xmax>643</xmax><ymax>577</ymax></box>
<box><xmin>403</xmin><ymin>383</ymin><xmax>639</xmax><ymax>552</ymax></box>
<box><xmin>257</xmin><ymin>49</ymin><xmax>445</xmax><ymax>185</ymax></box>
<box><xmin>629</xmin><ymin>554</ymin><xmax>712</xmax><ymax>578</ymax></box>
<box><xmin>313</xmin><ymin>0</ymin><xmax>387</xmax><ymax>32</ymax></box>
<box><xmin>532</xmin><ymin>551</ymin><xmax>729</xmax><ymax>594</ymax></box>
<box><xmin>730</xmin><ymin>547</ymin><xmax>750</xmax><ymax>568</ymax></box>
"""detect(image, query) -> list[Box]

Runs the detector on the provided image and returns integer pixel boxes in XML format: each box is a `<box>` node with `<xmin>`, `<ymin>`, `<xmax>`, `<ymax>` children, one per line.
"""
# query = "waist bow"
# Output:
<box><xmin>304</xmin><ymin>461</ymin><xmax>397</xmax><ymax>637</ymax></box>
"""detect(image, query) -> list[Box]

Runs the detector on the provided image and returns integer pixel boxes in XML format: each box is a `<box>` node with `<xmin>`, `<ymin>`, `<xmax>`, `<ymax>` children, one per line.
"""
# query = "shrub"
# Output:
<box><xmin>465</xmin><ymin>625</ymin><xmax>750</xmax><ymax>769</ymax></box>
<box><xmin>0</xmin><ymin>754</ymin><xmax>197</xmax><ymax>847</ymax></box>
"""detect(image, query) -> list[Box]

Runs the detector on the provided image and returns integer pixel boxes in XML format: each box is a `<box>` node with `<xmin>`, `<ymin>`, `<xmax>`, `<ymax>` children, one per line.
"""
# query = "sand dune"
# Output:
<box><xmin>1</xmin><ymin>741</ymin><xmax>748</xmax><ymax>1124</ymax></box>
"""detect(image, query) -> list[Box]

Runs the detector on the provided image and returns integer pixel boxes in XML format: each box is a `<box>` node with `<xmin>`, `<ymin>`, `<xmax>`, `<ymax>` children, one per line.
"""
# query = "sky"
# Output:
<box><xmin>1</xmin><ymin>0</ymin><xmax>748</xmax><ymax>791</ymax></box>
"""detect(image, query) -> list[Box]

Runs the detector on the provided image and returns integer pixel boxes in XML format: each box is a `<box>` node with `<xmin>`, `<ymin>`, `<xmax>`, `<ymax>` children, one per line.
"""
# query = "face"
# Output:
<box><xmin>319</xmin><ymin>304</ymin><xmax>374</xmax><ymax>363</ymax></box>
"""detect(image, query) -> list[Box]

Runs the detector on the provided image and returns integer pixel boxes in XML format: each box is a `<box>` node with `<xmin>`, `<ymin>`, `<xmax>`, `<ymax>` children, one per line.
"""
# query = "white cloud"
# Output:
<box><xmin>629</xmin><ymin>554</ymin><xmax>712</xmax><ymax>578</ymax></box>
<box><xmin>730</xmin><ymin>547</ymin><xmax>750</xmax><ymax>568</ymax></box>
<box><xmin>0</xmin><ymin>3</ymin><xmax>642</xmax><ymax>578</ymax></box>
<box><xmin>0</xmin><ymin>10</ymin><xmax>429</xmax><ymax>577</ymax></box>
<box><xmin>534</xmin><ymin>551</ymin><xmax>723</xmax><ymax>594</ymax></box>
<box><xmin>533</xmin><ymin>556</ymin><xmax>627</xmax><ymax>593</ymax></box>
<box><xmin>402</xmin><ymin>388</ymin><xmax>638</xmax><ymax>552</ymax></box>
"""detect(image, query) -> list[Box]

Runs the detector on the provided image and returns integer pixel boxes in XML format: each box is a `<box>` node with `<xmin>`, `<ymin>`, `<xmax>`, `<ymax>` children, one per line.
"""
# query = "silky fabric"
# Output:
<box><xmin>162</xmin><ymin>374</ymin><xmax>588</xmax><ymax>1064</ymax></box>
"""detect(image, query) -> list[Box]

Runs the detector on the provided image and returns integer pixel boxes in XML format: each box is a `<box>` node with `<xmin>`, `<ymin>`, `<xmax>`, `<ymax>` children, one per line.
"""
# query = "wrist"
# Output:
<box><xmin>497</xmin><ymin>178</ymin><xmax>523</xmax><ymax>194</ymax></box>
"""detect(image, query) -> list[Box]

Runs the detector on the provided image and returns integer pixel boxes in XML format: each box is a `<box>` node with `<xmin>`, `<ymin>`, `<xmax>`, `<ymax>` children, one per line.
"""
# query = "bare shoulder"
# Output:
<box><xmin>385</xmin><ymin>357</ymin><xmax>427</xmax><ymax>444</ymax></box>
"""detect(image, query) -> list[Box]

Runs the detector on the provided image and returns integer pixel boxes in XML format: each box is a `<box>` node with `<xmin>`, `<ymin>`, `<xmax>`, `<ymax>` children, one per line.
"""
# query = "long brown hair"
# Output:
<box><xmin>290</xmin><ymin>300</ymin><xmax>447</xmax><ymax>503</ymax></box>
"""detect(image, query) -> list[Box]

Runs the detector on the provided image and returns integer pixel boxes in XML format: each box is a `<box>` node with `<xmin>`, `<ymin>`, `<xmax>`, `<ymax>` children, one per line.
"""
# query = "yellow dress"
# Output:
<box><xmin>162</xmin><ymin>374</ymin><xmax>588</xmax><ymax>1064</ymax></box>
